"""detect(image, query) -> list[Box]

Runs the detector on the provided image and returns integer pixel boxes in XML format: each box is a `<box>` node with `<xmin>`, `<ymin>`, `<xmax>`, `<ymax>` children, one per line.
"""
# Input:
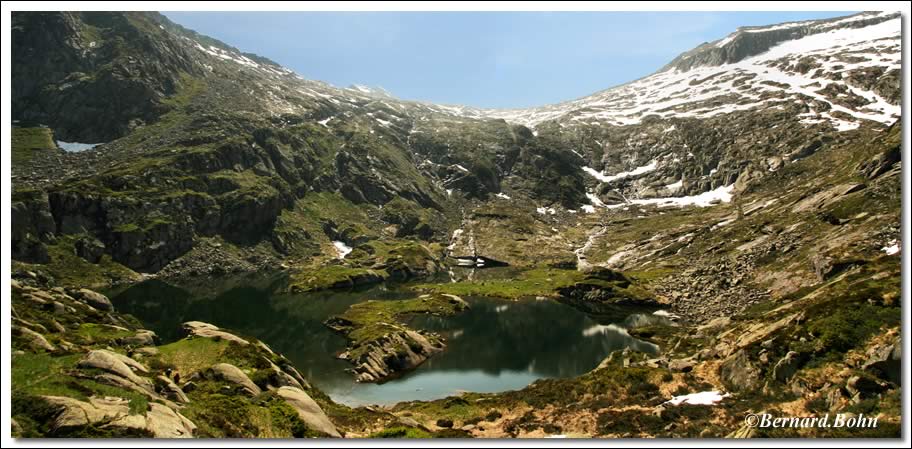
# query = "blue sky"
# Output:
<box><xmin>164</xmin><ymin>11</ymin><xmax>854</xmax><ymax>109</ymax></box>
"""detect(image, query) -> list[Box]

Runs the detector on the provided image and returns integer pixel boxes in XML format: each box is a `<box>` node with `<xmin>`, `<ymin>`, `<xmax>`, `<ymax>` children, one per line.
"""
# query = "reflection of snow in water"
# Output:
<box><xmin>666</xmin><ymin>390</ymin><xmax>729</xmax><ymax>406</ymax></box>
<box><xmin>581</xmin><ymin>323</ymin><xmax>660</xmax><ymax>353</ymax></box>
<box><xmin>623</xmin><ymin>312</ymin><xmax>674</xmax><ymax>328</ymax></box>
<box><xmin>495</xmin><ymin>304</ymin><xmax>510</xmax><ymax>313</ymax></box>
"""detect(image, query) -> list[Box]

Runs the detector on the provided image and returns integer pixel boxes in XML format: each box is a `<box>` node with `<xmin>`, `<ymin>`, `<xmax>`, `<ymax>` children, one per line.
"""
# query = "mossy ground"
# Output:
<box><xmin>327</xmin><ymin>293</ymin><xmax>468</xmax><ymax>363</ymax></box>
<box><xmin>12</xmin><ymin>353</ymin><xmax>150</xmax><ymax>417</ymax></box>
<box><xmin>12</xmin><ymin>127</ymin><xmax>58</xmax><ymax>165</ymax></box>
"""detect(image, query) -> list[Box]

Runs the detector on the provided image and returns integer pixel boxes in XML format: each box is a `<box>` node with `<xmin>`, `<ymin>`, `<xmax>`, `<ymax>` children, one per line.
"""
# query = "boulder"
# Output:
<box><xmin>123</xmin><ymin>330</ymin><xmax>157</xmax><ymax>347</ymax></box>
<box><xmin>207</xmin><ymin>363</ymin><xmax>261</xmax><ymax>397</ymax></box>
<box><xmin>439</xmin><ymin>293</ymin><xmax>470</xmax><ymax>310</ymax></box>
<box><xmin>719</xmin><ymin>350</ymin><xmax>762</xmax><ymax>392</ymax></box>
<box><xmin>857</xmin><ymin>144</ymin><xmax>900</xmax><ymax>179</ymax></box>
<box><xmin>74</xmin><ymin>237</ymin><xmax>106</xmax><ymax>263</ymax></box>
<box><xmin>275</xmin><ymin>386</ymin><xmax>341</xmax><ymax>437</ymax></box>
<box><xmin>74</xmin><ymin>288</ymin><xmax>113</xmax><ymax>311</ymax></box>
<box><xmin>41</xmin><ymin>396</ymin><xmax>196</xmax><ymax>438</ymax></box>
<box><xmin>846</xmin><ymin>375</ymin><xmax>889</xmax><ymax>399</ymax></box>
<box><xmin>155</xmin><ymin>375</ymin><xmax>190</xmax><ymax>404</ymax></box>
<box><xmin>142</xmin><ymin>403</ymin><xmax>197</xmax><ymax>438</ymax></box>
<box><xmin>133</xmin><ymin>346</ymin><xmax>160</xmax><ymax>357</ymax></box>
<box><xmin>78</xmin><ymin>350</ymin><xmax>151</xmax><ymax>390</ymax></box>
<box><xmin>668</xmin><ymin>358</ymin><xmax>696</xmax><ymax>373</ymax></box>
<box><xmin>771</xmin><ymin>351</ymin><xmax>805</xmax><ymax>383</ymax></box>
<box><xmin>861</xmin><ymin>337</ymin><xmax>901</xmax><ymax>384</ymax></box>
<box><xmin>181</xmin><ymin>321</ymin><xmax>250</xmax><ymax>345</ymax></box>
<box><xmin>13</xmin><ymin>325</ymin><xmax>56</xmax><ymax>352</ymax></box>
<box><xmin>265</xmin><ymin>359</ymin><xmax>306</xmax><ymax>390</ymax></box>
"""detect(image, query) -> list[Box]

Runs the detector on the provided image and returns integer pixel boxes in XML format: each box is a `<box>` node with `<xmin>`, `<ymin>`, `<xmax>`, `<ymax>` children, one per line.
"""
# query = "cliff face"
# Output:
<box><xmin>12</xmin><ymin>12</ymin><xmax>206</xmax><ymax>142</ymax></box>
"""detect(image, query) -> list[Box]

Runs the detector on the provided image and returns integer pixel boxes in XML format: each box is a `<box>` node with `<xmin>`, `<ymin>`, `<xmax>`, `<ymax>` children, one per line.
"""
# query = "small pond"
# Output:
<box><xmin>111</xmin><ymin>277</ymin><xmax>666</xmax><ymax>406</ymax></box>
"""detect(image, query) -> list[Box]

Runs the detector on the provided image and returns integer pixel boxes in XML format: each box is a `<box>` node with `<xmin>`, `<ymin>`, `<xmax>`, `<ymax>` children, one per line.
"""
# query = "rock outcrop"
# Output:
<box><xmin>41</xmin><ymin>395</ymin><xmax>197</xmax><ymax>438</ymax></box>
<box><xmin>275</xmin><ymin>386</ymin><xmax>341</xmax><ymax>437</ymax></box>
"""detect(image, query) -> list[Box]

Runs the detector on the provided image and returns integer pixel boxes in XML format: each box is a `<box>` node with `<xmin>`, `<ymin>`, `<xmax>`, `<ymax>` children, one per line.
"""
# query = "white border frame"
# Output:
<box><xmin>2</xmin><ymin>2</ymin><xmax>910</xmax><ymax>447</ymax></box>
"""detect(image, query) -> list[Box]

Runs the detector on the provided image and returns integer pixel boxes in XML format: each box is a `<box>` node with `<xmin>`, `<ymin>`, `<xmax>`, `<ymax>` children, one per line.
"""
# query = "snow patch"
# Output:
<box><xmin>582</xmin><ymin>161</ymin><xmax>657</xmax><ymax>183</ymax></box>
<box><xmin>608</xmin><ymin>185</ymin><xmax>734</xmax><ymax>209</ymax></box>
<box><xmin>882</xmin><ymin>240</ymin><xmax>899</xmax><ymax>255</ymax></box>
<box><xmin>57</xmin><ymin>141</ymin><xmax>101</xmax><ymax>152</ymax></box>
<box><xmin>332</xmin><ymin>241</ymin><xmax>353</xmax><ymax>259</ymax></box>
<box><xmin>495</xmin><ymin>193</ymin><xmax>511</xmax><ymax>200</ymax></box>
<box><xmin>666</xmin><ymin>391</ymin><xmax>730</xmax><ymax>406</ymax></box>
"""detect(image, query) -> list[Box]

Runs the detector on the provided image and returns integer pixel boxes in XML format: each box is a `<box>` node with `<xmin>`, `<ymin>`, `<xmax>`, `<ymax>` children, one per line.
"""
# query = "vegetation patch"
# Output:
<box><xmin>12</xmin><ymin>127</ymin><xmax>58</xmax><ymax>165</ymax></box>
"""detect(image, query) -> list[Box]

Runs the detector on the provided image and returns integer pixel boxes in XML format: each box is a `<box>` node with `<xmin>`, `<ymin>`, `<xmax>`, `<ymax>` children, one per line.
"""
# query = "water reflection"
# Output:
<box><xmin>111</xmin><ymin>278</ymin><xmax>665</xmax><ymax>406</ymax></box>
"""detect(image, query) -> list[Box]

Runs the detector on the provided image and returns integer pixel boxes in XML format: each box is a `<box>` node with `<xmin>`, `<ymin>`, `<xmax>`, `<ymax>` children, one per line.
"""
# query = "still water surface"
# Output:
<box><xmin>111</xmin><ymin>277</ymin><xmax>664</xmax><ymax>406</ymax></box>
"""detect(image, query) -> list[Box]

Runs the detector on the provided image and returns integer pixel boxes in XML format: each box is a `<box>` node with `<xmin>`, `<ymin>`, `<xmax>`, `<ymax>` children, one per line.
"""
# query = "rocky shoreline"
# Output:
<box><xmin>325</xmin><ymin>293</ymin><xmax>470</xmax><ymax>383</ymax></box>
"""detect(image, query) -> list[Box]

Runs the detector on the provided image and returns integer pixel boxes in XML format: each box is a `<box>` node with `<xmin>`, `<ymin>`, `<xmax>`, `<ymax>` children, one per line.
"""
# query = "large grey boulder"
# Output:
<box><xmin>771</xmin><ymin>351</ymin><xmax>805</xmax><ymax>383</ymax></box>
<box><xmin>74</xmin><ymin>288</ymin><xmax>113</xmax><ymax>311</ymax></box>
<box><xmin>123</xmin><ymin>330</ymin><xmax>158</xmax><ymax>347</ymax></box>
<box><xmin>207</xmin><ymin>363</ymin><xmax>261</xmax><ymax>397</ymax></box>
<box><xmin>13</xmin><ymin>325</ymin><xmax>56</xmax><ymax>352</ymax></box>
<box><xmin>862</xmin><ymin>337</ymin><xmax>901</xmax><ymax>384</ymax></box>
<box><xmin>78</xmin><ymin>350</ymin><xmax>151</xmax><ymax>391</ymax></box>
<box><xmin>719</xmin><ymin>349</ymin><xmax>762</xmax><ymax>392</ymax></box>
<box><xmin>182</xmin><ymin>321</ymin><xmax>250</xmax><ymax>345</ymax></box>
<box><xmin>155</xmin><ymin>375</ymin><xmax>190</xmax><ymax>404</ymax></box>
<box><xmin>41</xmin><ymin>395</ymin><xmax>196</xmax><ymax>438</ymax></box>
<box><xmin>275</xmin><ymin>386</ymin><xmax>341</xmax><ymax>437</ymax></box>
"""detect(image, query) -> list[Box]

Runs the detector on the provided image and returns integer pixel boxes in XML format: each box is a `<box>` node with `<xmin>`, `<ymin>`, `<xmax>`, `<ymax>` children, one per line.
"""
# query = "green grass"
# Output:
<box><xmin>12</xmin><ymin>127</ymin><xmax>57</xmax><ymax>165</ymax></box>
<box><xmin>288</xmin><ymin>265</ymin><xmax>388</xmax><ymax>293</ymax></box>
<box><xmin>12</xmin><ymin>353</ymin><xmax>149</xmax><ymax>415</ymax></box>
<box><xmin>329</xmin><ymin>294</ymin><xmax>467</xmax><ymax>356</ymax></box>
<box><xmin>156</xmin><ymin>337</ymin><xmax>231</xmax><ymax>376</ymax></box>
<box><xmin>179</xmin><ymin>382</ymin><xmax>325</xmax><ymax>438</ymax></box>
<box><xmin>74</xmin><ymin>323</ymin><xmax>133</xmax><ymax>345</ymax></box>
<box><xmin>370</xmin><ymin>426</ymin><xmax>433</xmax><ymax>438</ymax></box>
<box><xmin>413</xmin><ymin>268</ymin><xmax>586</xmax><ymax>299</ymax></box>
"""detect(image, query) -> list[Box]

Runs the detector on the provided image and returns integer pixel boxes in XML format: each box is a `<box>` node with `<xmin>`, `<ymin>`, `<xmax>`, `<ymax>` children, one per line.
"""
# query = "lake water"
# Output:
<box><xmin>111</xmin><ymin>276</ymin><xmax>665</xmax><ymax>406</ymax></box>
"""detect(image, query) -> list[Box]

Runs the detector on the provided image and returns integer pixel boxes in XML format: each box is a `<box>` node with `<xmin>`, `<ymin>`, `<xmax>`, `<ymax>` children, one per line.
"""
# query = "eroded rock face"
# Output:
<box><xmin>12</xmin><ymin>12</ymin><xmax>205</xmax><ymax>143</ymax></box>
<box><xmin>274</xmin><ymin>386</ymin><xmax>341</xmax><ymax>438</ymax></box>
<box><xmin>75</xmin><ymin>236</ymin><xmax>106</xmax><ymax>263</ymax></box>
<box><xmin>343</xmin><ymin>330</ymin><xmax>444</xmax><ymax>383</ymax></box>
<box><xmin>862</xmin><ymin>337</ymin><xmax>901</xmax><ymax>384</ymax></box>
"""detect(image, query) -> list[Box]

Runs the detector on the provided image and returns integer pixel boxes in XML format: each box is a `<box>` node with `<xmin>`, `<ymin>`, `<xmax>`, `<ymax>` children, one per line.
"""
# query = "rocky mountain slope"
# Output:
<box><xmin>9</xmin><ymin>10</ymin><xmax>903</xmax><ymax>438</ymax></box>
